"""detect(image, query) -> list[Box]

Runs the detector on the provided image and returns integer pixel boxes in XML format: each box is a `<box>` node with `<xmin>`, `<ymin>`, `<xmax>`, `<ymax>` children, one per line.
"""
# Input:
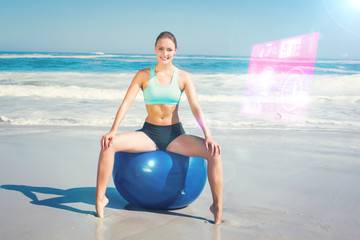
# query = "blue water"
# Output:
<box><xmin>1</xmin><ymin>52</ymin><xmax>359</xmax><ymax>74</ymax></box>
<box><xmin>0</xmin><ymin>52</ymin><xmax>359</xmax><ymax>132</ymax></box>
<box><xmin>0</xmin><ymin>52</ymin><xmax>250</xmax><ymax>74</ymax></box>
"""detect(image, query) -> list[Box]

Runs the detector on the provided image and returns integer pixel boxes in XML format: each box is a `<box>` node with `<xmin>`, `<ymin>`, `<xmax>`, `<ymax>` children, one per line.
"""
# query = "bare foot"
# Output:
<box><xmin>96</xmin><ymin>196</ymin><xmax>109</xmax><ymax>218</ymax></box>
<box><xmin>210</xmin><ymin>203</ymin><xmax>222</xmax><ymax>224</ymax></box>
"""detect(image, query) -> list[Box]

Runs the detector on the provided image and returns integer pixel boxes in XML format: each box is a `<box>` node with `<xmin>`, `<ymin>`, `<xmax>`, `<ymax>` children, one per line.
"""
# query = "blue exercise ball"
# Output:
<box><xmin>112</xmin><ymin>151</ymin><xmax>207</xmax><ymax>209</ymax></box>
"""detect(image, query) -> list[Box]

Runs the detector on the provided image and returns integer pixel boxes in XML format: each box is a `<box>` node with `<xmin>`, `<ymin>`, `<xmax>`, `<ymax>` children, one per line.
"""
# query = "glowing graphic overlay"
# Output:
<box><xmin>240</xmin><ymin>32</ymin><xmax>319</xmax><ymax>124</ymax></box>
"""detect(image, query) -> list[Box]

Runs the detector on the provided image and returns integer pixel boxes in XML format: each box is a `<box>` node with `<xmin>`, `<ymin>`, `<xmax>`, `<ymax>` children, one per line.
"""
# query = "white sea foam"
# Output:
<box><xmin>5</xmin><ymin>81</ymin><xmax>356</xmax><ymax>104</ymax></box>
<box><xmin>0</xmin><ymin>71</ymin><xmax>137</xmax><ymax>90</ymax></box>
<box><xmin>305</xmin><ymin>117</ymin><xmax>360</xmax><ymax>130</ymax></box>
<box><xmin>0</xmin><ymin>71</ymin><xmax>245</xmax><ymax>89</ymax></box>
<box><xmin>1</xmin><ymin>71</ymin><xmax>359</xmax><ymax>103</ymax></box>
<box><xmin>310</xmin><ymin>96</ymin><xmax>360</xmax><ymax>104</ymax></box>
<box><xmin>0</xmin><ymin>115</ymin><xmax>112</xmax><ymax>127</ymax></box>
<box><xmin>1</xmin><ymin>68</ymin><xmax>359</xmax><ymax>131</ymax></box>
<box><xmin>313</xmin><ymin>66</ymin><xmax>360</xmax><ymax>74</ymax></box>
<box><xmin>3</xmin><ymin>70</ymin><xmax>359</xmax><ymax>98</ymax></box>
<box><xmin>315</xmin><ymin>59</ymin><xmax>360</xmax><ymax>64</ymax></box>
<box><xmin>0</xmin><ymin>84</ymin><xmax>131</xmax><ymax>101</ymax></box>
<box><xmin>3</xmin><ymin>114</ymin><xmax>357</xmax><ymax>131</ymax></box>
<box><xmin>311</xmin><ymin>74</ymin><xmax>360</xmax><ymax>96</ymax></box>
<box><xmin>0</xmin><ymin>83</ymin><xmax>246</xmax><ymax>104</ymax></box>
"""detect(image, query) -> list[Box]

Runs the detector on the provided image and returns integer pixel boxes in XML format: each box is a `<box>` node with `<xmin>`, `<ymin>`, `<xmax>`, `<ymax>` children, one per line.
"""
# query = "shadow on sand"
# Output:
<box><xmin>1</xmin><ymin>184</ymin><xmax>212</xmax><ymax>223</ymax></box>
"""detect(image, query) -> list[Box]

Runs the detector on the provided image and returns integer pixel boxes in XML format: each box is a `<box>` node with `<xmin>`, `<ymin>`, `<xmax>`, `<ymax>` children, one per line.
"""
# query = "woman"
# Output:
<box><xmin>96</xmin><ymin>31</ymin><xmax>223</xmax><ymax>224</ymax></box>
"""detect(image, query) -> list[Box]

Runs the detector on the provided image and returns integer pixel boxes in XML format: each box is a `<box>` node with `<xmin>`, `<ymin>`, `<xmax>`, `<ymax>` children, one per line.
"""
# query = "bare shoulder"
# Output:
<box><xmin>132</xmin><ymin>68</ymin><xmax>151</xmax><ymax>85</ymax></box>
<box><xmin>178</xmin><ymin>68</ymin><xmax>191</xmax><ymax>80</ymax></box>
<box><xmin>136</xmin><ymin>68</ymin><xmax>151</xmax><ymax>79</ymax></box>
<box><xmin>178</xmin><ymin>69</ymin><xmax>193</xmax><ymax>88</ymax></box>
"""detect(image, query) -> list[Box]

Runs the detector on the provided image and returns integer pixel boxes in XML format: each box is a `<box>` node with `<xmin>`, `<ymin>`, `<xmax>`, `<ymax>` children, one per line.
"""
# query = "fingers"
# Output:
<box><xmin>104</xmin><ymin>136</ymin><xmax>110</xmax><ymax>149</ymax></box>
<box><xmin>100</xmin><ymin>134</ymin><xmax>113</xmax><ymax>150</ymax></box>
<box><xmin>108</xmin><ymin>137</ymin><xmax>113</xmax><ymax>148</ymax></box>
<box><xmin>206</xmin><ymin>141</ymin><xmax>221</xmax><ymax>156</ymax></box>
<box><xmin>213</xmin><ymin>143</ymin><xmax>221</xmax><ymax>155</ymax></box>
<box><xmin>101</xmin><ymin>136</ymin><xmax>106</xmax><ymax>150</ymax></box>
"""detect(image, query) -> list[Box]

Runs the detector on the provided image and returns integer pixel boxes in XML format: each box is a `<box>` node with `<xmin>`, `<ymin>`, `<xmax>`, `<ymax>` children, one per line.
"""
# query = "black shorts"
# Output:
<box><xmin>138</xmin><ymin>122</ymin><xmax>185</xmax><ymax>151</ymax></box>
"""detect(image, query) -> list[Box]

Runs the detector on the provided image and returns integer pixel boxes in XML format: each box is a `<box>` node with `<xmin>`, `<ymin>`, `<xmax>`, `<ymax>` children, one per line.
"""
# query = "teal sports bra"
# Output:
<box><xmin>143</xmin><ymin>66</ymin><xmax>182</xmax><ymax>105</ymax></box>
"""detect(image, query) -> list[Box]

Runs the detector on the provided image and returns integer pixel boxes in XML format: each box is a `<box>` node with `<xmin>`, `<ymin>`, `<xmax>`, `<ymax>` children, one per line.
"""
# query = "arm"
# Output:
<box><xmin>183</xmin><ymin>71</ymin><xmax>221</xmax><ymax>155</ymax></box>
<box><xmin>101</xmin><ymin>70</ymin><xmax>145</xmax><ymax>149</ymax></box>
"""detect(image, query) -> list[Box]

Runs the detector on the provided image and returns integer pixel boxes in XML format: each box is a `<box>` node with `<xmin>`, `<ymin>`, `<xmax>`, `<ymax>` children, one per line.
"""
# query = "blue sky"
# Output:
<box><xmin>1</xmin><ymin>0</ymin><xmax>360</xmax><ymax>58</ymax></box>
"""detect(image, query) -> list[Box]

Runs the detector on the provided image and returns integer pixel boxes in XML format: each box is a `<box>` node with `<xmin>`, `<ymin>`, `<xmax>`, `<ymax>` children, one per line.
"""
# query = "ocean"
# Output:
<box><xmin>0</xmin><ymin>52</ymin><xmax>359</xmax><ymax>133</ymax></box>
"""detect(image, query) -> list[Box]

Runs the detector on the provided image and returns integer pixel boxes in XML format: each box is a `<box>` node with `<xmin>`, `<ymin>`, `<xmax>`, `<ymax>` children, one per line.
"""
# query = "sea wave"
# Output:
<box><xmin>0</xmin><ymin>84</ymin><xmax>130</xmax><ymax>101</ymax></box>
<box><xmin>316</xmin><ymin>59</ymin><xmax>360</xmax><ymax>64</ymax></box>
<box><xmin>0</xmin><ymin>70</ymin><xmax>244</xmax><ymax>82</ymax></box>
<box><xmin>3</xmin><ymin>83</ymin><xmax>359</xmax><ymax>103</ymax></box>
<box><xmin>0</xmin><ymin>115</ymin><xmax>113</xmax><ymax>127</ymax></box>
<box><xmin>1</xmin><ymin>70</ymin><xmax>359</xmax><ymax>101</ymax></box>
<box><xmin>310</xmin><ymin>96</ymin><xmax>360</xmax><ymax>104</ymax></box>
<box><xmin>2</xmin><ymin>114</ymin><xmax>359</xmax><ymax>133</ymax></box>
<box><xmin>313</xmin><ymin>66</ymin><xmax>360</xmax><ymax>74</ymax></box>
<box><xmin>0</xmin><ymin>84</ymin><xmax>244</xmax><ymax>103</ymax></box>
<box><xmin>0</xmin><ymin>71</ymin><xmax>137</xmax><ymax>89</ymax></box>
<box><xmin>311</xmin><ymin>74</ymin><xmax>360</xmax><ymax>96</ymax></box>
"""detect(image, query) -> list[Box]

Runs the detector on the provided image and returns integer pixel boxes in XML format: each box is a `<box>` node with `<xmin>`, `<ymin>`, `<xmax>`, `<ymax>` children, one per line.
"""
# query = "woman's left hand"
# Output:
<box><xmin>205</xmin><ymin>137</ymin><xmax>221</xmax><ymax>156</ymax></box>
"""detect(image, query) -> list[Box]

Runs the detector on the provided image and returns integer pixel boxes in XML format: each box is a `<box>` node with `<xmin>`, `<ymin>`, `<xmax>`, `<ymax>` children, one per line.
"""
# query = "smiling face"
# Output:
<box><xmin>155</xmin><ymin>38</ymin><xmax>177</xmax><ymax>64</ymax></box>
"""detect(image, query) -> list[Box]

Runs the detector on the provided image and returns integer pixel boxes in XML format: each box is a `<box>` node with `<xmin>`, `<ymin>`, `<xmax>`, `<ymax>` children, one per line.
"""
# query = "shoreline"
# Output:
<box><xmin>1</xmin><ymin>123</ymin><xmax>360</xmax><ymax>134</ymax></box>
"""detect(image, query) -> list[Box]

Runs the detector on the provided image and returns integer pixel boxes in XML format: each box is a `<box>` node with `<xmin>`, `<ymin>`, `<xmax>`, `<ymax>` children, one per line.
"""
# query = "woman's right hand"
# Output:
<box><xmin>100</xmin><ymin>131</ymin><xmax>116</xmax><ymax>150</ymax></box>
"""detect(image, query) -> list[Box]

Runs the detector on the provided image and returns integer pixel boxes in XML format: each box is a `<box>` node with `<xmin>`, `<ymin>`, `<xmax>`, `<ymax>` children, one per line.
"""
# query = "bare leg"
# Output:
<box><xmin>95</xmin><ymin>147</ymin><xmax>113</xmax><ymax>218</ymax></box>
<box><xmin>95</xmin><ymin>131</ymin><xmax>157</xmax><ymax>218</ymax></box>
<box><xmin>167</xmin><ymin>134</ymin><xmax>223</xmax><ymax>224</ymax></box>
<box><xmin>208</xmin><ymin>154</ymin><xmax>223</xmax><ymax>224</ymax></box>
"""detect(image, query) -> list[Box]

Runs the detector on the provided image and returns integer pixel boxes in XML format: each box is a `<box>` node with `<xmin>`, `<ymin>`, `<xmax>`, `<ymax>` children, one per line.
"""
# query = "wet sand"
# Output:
<box><xmin>1</xmin><ymin>126</ymin><xmax>359</xmax><ymax>239</ymax></box>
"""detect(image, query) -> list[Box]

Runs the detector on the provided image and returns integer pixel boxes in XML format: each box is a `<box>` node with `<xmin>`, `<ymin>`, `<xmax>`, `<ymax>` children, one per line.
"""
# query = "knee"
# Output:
<box><xmin>207</xmin><ymin>153</ymin><xmax>222</xmax><ymax>165</ymax></box>
<box><xmin>99</xmin><ymin>134</ymin><xmax>120</xmax><ymax>152</ymax></box>
<box><xmin>99</xmin><ymin>145</ymin><xmax>116</xmax><ymax>157</ymax></box>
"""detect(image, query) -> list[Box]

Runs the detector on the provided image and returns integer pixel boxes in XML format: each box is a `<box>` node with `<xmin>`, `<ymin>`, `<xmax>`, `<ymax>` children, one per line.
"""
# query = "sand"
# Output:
<box><xmin>1</xmin><ymin>125</ymin><xmax>359</xmax><ymax>239</ymax></box>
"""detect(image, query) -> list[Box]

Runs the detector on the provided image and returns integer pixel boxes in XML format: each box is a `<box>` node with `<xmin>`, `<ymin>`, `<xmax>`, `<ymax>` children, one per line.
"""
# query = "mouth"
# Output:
<box><xmin>160</xmin><ymin>56</ymin><xmax>169</xmax><ymax>61</ymax></box>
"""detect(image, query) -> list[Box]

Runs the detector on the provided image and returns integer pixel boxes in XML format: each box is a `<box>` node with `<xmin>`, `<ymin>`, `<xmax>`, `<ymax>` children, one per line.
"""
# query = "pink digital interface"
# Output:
<box><xmin>240</xmin><ymin>32</ymin><xmax>319</xmax><ymax>124</ymax></box>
